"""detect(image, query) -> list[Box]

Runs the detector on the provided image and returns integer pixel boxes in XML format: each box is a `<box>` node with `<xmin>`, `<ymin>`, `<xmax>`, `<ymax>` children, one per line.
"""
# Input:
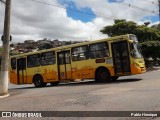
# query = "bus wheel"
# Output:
<box><xmin>96</xmin><ymin>68</ymin><xmax>111</xmax><ymax>82</ymax></box>
<box><xmin>50</xmin><ymin>81</ymin><xmax>59</xmax><ymax>86</ymax></box>
<box><xmin>111</xmin><ymin>76</ymin><xmax>119</xmax><ymax>81</ymax></box>
<box><xmin>33</xmin><ymin>75</ymin><xmax>46</xmax><ymax>87</ymax></box>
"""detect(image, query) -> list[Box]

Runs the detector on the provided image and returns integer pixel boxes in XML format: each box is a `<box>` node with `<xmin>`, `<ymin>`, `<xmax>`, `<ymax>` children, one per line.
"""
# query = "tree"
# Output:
<box><xmin>140</xmin><ymin>41</ymin><xmax>160</xmax><ymax>67</ymax></box>
<box><xmin>100</xmin><ymin>19</ymin><xmax>160</xmax><ymax>42</ymax></box>
<box><xmin>101</xmin><ymin>20</ymin><xmax>137</xmax><ymax>37</ymax></box>
<box><xmin>140</xmin><ymin>41</ymin><xmax>160</xmax><ymax>59</ymax></box>
<box><xmin>151</xmin><ymin>23</ymin><xmax>160</xmax><ymax>30</ymax></box>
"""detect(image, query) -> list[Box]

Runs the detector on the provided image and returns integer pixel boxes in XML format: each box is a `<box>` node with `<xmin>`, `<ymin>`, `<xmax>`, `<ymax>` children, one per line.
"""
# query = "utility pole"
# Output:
<box><xmin>0</xmin><ymin>0</ymin><xmax>11</xmax><ymax>96</ymax></box>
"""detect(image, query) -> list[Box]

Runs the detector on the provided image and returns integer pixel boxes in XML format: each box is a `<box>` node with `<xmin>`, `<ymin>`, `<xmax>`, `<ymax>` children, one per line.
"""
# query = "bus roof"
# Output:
<box><xmin>10</xmin><ymin>34</ymin><xmax>133</xmax><ymax>58</ymax></box>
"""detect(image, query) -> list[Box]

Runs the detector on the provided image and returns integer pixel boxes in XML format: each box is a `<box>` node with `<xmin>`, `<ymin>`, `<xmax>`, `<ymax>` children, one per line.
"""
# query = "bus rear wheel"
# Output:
<box><xmin>50</xmin><ymin>81</ymin><xmax>60</xmax><ymax>86</ymax></box>
<box><xmin>33</xmin><ymin>75</ymin><xmax>46</xmax><ymax>87</ymax></box>
<box><xmin>95</xmin><ymin>68</ymin><xmax>111</xmax><ymax>82</ymax></box>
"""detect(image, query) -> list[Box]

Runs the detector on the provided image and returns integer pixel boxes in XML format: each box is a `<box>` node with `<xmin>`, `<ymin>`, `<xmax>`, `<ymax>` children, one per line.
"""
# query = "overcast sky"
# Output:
<box><xmin>0</xmin><ymin>0</ymin><xmax>159</xmax><ymax>45</ymax></box>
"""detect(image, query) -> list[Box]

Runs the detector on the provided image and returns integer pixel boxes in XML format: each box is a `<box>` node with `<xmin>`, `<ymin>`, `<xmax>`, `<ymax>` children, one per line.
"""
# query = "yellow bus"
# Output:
<box><xmin>9</xmin><ymin>34</ymin><xmax>146</xmax><ymax>87</ymax></box>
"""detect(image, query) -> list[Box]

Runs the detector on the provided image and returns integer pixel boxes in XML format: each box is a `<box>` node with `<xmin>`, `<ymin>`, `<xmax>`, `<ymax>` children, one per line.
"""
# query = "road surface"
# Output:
<box><xmin>0</xmin><ymin>70</ymin><xmax>160</xmax><ymax>120</ymax></box>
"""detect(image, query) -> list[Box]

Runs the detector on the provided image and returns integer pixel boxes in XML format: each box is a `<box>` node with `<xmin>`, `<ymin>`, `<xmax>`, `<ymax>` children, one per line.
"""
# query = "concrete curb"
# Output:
<box><xmin>0</xmin><ymin>94</ymin><xmax>10</xmax><ymax>99</ymax></box>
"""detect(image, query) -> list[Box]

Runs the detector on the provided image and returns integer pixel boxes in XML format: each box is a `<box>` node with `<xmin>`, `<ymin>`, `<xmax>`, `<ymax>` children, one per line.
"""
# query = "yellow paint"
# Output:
<box><xmin>10</xmin><ymin>57</ymin><xmax>146</xmax><ymax>84</ymax></box>
<box><xmin>130</xmin><ymin>57</ymin><xmax>146</xmax><ymax>75</ymax></box>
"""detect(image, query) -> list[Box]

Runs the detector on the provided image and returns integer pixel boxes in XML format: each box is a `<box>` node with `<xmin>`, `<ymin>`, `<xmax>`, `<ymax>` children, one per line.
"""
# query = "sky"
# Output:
<box><xmin>0</xmin><ymin>0</ymin><xmax>159</xmax><ymax>45</ymax></box>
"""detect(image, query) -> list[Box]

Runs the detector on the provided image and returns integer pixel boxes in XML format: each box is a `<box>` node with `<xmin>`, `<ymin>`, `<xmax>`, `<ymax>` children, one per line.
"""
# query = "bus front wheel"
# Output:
<box><xmin>33</xmin><ymin>75</ymin><xmax>47</xmax><ymax>87</ymax></box>
<box><xmin>95</xmin><ymin>68</ymin><xmax>111</xmax><ymax>82</ymax></box>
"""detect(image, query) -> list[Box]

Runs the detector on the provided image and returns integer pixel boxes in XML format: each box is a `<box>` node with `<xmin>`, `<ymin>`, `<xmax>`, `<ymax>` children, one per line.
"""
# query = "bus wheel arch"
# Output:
<box><xmin>33</xmin><ymin>74</ymin><xmax>47</xmax><ymax>87</ymax></box>
<box><xmin>95</xmin><ymin>66</ymin><xmax>111</xmax><ymax>82</ymax></box>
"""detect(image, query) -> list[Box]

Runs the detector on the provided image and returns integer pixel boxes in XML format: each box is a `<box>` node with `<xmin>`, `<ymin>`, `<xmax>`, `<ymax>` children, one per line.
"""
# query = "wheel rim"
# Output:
<box><xmin>34</xmin><ymin>77</ymin><xmax>42</xmax><ymax>87</ymax></box>
<box><xmin>97</xmin><ymin>69</ymin><xmax>110</xmax><ymax>82</ymax></box>
<box><xmin>37</xmin><ymin>79</ymin><xmax>41</xmax><ymax>85</ymax></box>
<box><xmin>101</xmin><ymin>71</ymin><xmax>108</xmax><ymax>80</ymax></box>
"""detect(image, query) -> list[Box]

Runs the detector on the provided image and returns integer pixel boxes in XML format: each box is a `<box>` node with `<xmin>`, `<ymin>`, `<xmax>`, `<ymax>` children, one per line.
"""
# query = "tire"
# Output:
<box><xmin>111</xmin><ymin>76</ymin><xmax>119</xmax><ymax>81</ymax></box>
<box><xmin>33</xmin><ymin>75</ymin><xmax>46</xmax><ymax>87</ymax></box>
<box><xmin>95</xmin><ymin>68</ymin><xmax>111</xmax><ymax>82</ymax></box>
<box><xmin>50</xmin><ymin>81</ymin><xmax>60</xmax><ymax>86</ymax></box>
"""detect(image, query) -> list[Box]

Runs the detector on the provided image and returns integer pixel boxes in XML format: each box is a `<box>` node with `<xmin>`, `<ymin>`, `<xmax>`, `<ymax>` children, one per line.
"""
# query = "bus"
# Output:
<box><xmin>9</xmin><ymin>34</ymin><xmax>146</xmax><ymax>87</ymax></box>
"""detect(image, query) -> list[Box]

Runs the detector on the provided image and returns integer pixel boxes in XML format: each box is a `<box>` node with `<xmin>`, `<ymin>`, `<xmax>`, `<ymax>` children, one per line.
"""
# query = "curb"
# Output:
<box><xmin>0</xmin><ymin>94</ymin><xmax>10</xmax><ymax>99</ymax></box>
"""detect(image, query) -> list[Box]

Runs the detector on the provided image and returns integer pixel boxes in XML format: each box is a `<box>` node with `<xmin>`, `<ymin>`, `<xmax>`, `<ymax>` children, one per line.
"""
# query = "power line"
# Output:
<box><xmin>140</xmin><ymin>0</ymin><xmax>158</xmax><ymax>5</ymax></box>
<box><xmin>30</xmin><ymin>0</ymin><xmax>159</xmax><ymax>22</ymax></box>
<box><xmin>31</xmin><ymin>0</ymin><xmax>158</xmax><ymax>20</ymax></box>
<box><xmin>118</xmin><ymin>2</ymin><xmax>158</xmax><ymax>15</ymax></box>
<box><xmin>31</xmin><ymin>0</ymin><xmax>118</xmax><ymax>20</ymax></box>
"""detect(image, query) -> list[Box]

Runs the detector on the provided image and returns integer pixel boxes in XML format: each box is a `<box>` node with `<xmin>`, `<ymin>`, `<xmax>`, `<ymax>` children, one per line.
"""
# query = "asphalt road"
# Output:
<box><xmin>0</xmin><ymin>70</ymin><xmax>160</xmax><ymax>120</ymax></box>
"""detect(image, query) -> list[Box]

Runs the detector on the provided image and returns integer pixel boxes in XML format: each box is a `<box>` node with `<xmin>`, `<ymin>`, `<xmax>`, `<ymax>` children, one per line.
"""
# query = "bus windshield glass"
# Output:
<box><xmin>129</xmin><ymin>35</ymin><xmax>138</xmax><ymax>41</ymax></box>
<box><xmin>130</xmin><ymin>42</ymin><xmax>143</xmax><ymax>59</ymax></box>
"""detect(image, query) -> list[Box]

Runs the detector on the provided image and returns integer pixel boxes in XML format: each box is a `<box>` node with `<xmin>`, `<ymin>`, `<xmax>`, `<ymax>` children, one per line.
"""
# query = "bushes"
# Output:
<box><xmin>140</xmin><ymin>41</ymin><xmax>160</xmax><ymax>68</ymax></box>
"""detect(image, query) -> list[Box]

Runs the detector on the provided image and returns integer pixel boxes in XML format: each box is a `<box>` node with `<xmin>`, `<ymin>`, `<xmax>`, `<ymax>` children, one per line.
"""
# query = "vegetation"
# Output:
<box><xmin>100</xmin><ymin>19</ymin><xmax>160</xmax><ymax>67</ymax></box>
<box><xmin>38</xmin><ymin>43</ymin><xmax>53</xmax><ymax>50</ymax></box>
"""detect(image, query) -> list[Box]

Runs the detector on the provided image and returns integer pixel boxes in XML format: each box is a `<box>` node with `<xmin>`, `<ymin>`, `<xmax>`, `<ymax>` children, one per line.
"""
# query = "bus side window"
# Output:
<box><xmin>27</xmin><ymin>54</ymin><xmax>41</xmax><ymax>68</ymax></box>
<box><xmin>41</xmin><ymin>51</ymin><xmax>55</xmax><ymax>66</ymax></box>
<box><xmin>65</xmin><ymin>52</ymin><xmax>71</xmax><ymax>64</ymax></box>
<box><xmin>89</xmin><ymin>42</ymin><xmax>109</xmax><ymax>59</ymax></box>
<box><xmin>11</xmin><ymin>58</ymin><xmax>16</xmax><ymax>70</ymax></box>
<box><xmin>72</xmin><ymin>45</ymin><xmax>89</xmax><ymax>61</ymax></box>
<box><xmin>58</xmin><ymin>53</ymin><xmax>65</xmax><ymax>65</ymax></box>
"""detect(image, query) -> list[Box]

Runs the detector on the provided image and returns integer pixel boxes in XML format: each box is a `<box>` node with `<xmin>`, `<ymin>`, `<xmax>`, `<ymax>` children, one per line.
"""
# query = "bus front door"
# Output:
<box><xmin>17</xmin><ymin>58</ymin><xmax>27</xmax><ymax>84</ymax></box>
<box><xmin>57</xmin><ymin>51</ymin><xmax>72</xmax><ymax>81</ymax></box>
<box><xmin>111</xmin><ymin>41</ymin><xmax>131</xmax><ymax>75</ymax></box>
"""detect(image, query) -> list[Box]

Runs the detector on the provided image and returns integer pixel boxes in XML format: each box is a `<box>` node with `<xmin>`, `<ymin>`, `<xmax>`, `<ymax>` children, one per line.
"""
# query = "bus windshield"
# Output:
<box><xmin>130</xmin><ymin>42</ymin><xmax>143</xmax><ymax>59</ymax></box>
<box><xmin>129</xmin><ymin>35</ymin><xmax>138</xmax><ymax>41</ymax></box>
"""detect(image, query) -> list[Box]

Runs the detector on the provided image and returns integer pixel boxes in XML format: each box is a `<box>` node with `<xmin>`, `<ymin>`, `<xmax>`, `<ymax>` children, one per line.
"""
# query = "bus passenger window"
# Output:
<box><xmin>27</xmin><ymin>54</ymin><xmax>41</xmax><ymax>68</ymax></box>
<box><xmin>72</xmin><ymin>45</ymin><xmax>89</xmax><ymax>61</ymax></box>
<box><xmin>65</xmin><ymin>52</ymin><xmax>71</xmax><ymax>64</ymax></box>
<box><xmin>11</xmin><ymin>58</ymin><xmax>16</xmax><ymax>70</ymax></box>
<box><xmin>58</xmin><ymin>53</ymin><xmax>65</xmax><ymax>65</ymax></box>
<box><xmin>89</xmin><ymin>42</ymin><xmax>109</xmax><ymax>59</ymax></box>
<box><xmin>41</xmin><ymin>51</ymin><xmax>55</xmax><ymax>66</ymax></box>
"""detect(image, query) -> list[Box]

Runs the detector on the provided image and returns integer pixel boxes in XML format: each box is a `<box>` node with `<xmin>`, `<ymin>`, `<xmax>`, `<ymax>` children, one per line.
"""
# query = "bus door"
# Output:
<box><xmin>17</xmin><ymin>58</ymin><xmax>27</xmax><ymax>84</ymax></box>
<box><xmin>111</xmin><ymin>41</ymin><xmax>131</xmax><ymax>75</ymax></box>
<box><xmin>57</xmin><ymin>51</ymin><xmax>72</xmax><ymax>80</ymax></box>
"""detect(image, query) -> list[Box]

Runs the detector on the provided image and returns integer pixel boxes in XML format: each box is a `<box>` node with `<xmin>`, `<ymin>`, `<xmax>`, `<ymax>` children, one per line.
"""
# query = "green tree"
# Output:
<box><xmin>140</xmin><ymin>41</ymin><xmax>160</xmax><ymax>67</ymax></box>
<box><xmin>100</xmin><ymin>19</ymin><xmax>160</xmax><ymax>42</ymax></box>
<box><xmin>100</xmin><ymin>20</ymin><xmax>137</xmax><ymax>37</ymax></box>
<box><xmin>140</xmin><ymin>41</ymin><xmax>160</xmax><ymax>59</ymax></box>
<box><xmin>151</xmin><ymin>23</ymin><xmax>160</xmax><ymax>30</ymax></box>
